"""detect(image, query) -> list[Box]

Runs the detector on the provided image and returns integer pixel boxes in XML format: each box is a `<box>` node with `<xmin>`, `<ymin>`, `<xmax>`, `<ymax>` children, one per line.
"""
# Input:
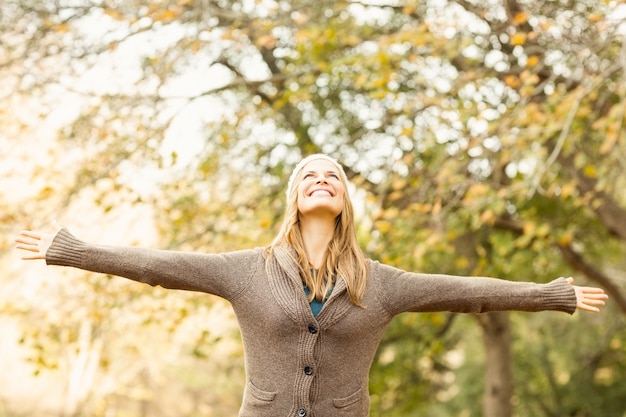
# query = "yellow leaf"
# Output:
<box><xmin>560</xmin><ymin>182</ymin><xmax>576</xmax><ymax>198</ymax></box>
<box><xmin>154</xmin><ymin>9</ymin><xmax>179</xmax><ymax>22</ymax></box>
<box><xmin>583</xmin><ymin>164</ymin><xmax>597</xmax><ymax>178</ymax></box>
<box><xmin>558</xmin><ymin>232</ymin><xmax>573</xmax><ymax>246</ymax></box>
<box><xmin>391</xmin><ymin>178</ymin><xmax>407</xmax><ymax>190</ymax></box>
<box><xmin>536</xmin><ymin>223</ymin><xmax>550</xmax><ymax>237</ymax></box>
<box><xmin>104</xmin><ymin>8</ymin><xmax>124</xmax><ymax>21</ymax></box>
<box><xmin>512</xmin><ymin>12</ymin><xmax>528</xmax><ymax>26</ymax></box>
<box><xmin>411</xmin><ymin>203</ymin><xmax>432</xmax><ymax>214</ymax></box>
<box><xmin>53</xmin><ymin>23</ymin><xmax>70</xmax><ymax>33</ymax></box>
<box><xmin>480</xmin><ymin>209</ymin><xmax>495</xmax><ymax>224</ymax></box>
<box><xmin>523</xmin><ymin>221</ymin><xmax>536</xmax><ymax>235</ymax></box>
<box><xmin>38</xmin><ymin>186</ymin><xmax>55</xmax><ymax>199</ymax></box>
<box><xmin>504</xmin><ymin>74</ymin><xmax>521</xmax><ymax>88</ymax></box>
<box><xmin>256</xmin><ymin>34</ymin><xmax>277</xmax><ymax>49</ymax></box>
<box><xmin>599</xmin><ymin>125</ymin><xmax>619</xmax><ymax>154</ymax></box>
<box><xmin>375</xmin><ymin>220</ymin><xmax>392</xmax><ymax>233</ymax></box>
<box><xmin>520</xmin><ymin>71</ymin><xmax>539</xmax><ymax>86</ymax></box>
<box><xmin>462</xmin><ymin>183</ymin><xmax>491</xmax><ymax>205</ymax></box>
<box><xmin>400</xmin><ymin>126</ymin><xmax>413</xmax><ymax>137</ymax></box>
<box><xmin>539</xmin><ymin>21</ymin><xmax>553</xmax><ymax>31</ymax></box>
<box><xmin>388</xmin><ymin>191</ymin><xmax>404</xmax><ymax>202</ymax></box>
<box><xmin>455</xmin><ymin>256</ymin><xmax>470</xmax><ymax>270</ymax></box>
<box><xmin>382</xmin><ymin>207</ymin><xmax>400</xmax><ymax>220</ymax></box>
<box><xmin>510</xmin><ymin>32</ymin><xmax>527</xmax><ymax>46</ymax></box>
<box><xmin>432</xmin><ymin>200</ymin><xmax>442</xmax><ymax>215</ymax></box>
<box><xmin>588</xmin><ymin>13</ymin><xmax>604</xmax><ymax>23</ymax></box>
<box><xmin>527</xmin><ymin>55</ymin><xmax>540</xmax><ymax>67</ymax></box>
<box><xmin>189</xmin><ymin>39</ymin><xmax>202</xmax><ymax>53</ymax></box>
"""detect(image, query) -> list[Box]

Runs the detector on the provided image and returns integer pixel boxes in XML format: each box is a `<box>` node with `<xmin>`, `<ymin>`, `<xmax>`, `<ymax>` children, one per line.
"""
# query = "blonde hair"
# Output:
<box><xmin>267</xmin><ymin>156</ymin><xmax>369</xmax><ymax>306</ymax></box>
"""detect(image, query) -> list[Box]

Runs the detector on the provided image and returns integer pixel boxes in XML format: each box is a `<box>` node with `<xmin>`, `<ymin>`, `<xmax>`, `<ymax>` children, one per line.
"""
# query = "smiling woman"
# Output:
<box><xmin>15</xmin><ymin>154</ymin><xmax>608</xmax><ymax>417</ymax></box>
<box><xmin>271</xmin><ymin>154</ymin><xmax>367</xmax><ymax>308</ymax></box>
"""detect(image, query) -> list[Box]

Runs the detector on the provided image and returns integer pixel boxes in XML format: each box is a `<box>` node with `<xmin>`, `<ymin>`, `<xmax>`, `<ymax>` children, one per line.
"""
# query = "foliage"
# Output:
<box><xmin>2</xmin><ymin>0</ymin><xmax>626</xmax><ymax>416</ymax></box>
<box><xmin>512</xmin><ymin>306</ymin><xmax>626</xmax><ymax>417</ymax></box>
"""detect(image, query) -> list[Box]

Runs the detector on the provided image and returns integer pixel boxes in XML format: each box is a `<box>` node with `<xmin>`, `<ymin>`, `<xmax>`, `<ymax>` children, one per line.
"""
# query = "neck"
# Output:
<box><xmin>299</xmin><ymin>215</ymin><xmax>336</xmax><ymax>269</ymax></box>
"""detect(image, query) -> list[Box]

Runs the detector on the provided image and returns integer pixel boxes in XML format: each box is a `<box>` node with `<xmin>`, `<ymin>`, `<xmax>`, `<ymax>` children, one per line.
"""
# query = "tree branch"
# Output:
<box><xmin>493</xmin><ymin>217</ymin><xmax>626</xmax><ymax>313</ymax></box>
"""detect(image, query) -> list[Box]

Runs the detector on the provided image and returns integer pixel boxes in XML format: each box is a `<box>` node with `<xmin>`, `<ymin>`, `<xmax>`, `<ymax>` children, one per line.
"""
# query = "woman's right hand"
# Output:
<box><xmin>15</xmin><ymin>221</ymin><xmax>62</xmax><ymax>261</ymax></box>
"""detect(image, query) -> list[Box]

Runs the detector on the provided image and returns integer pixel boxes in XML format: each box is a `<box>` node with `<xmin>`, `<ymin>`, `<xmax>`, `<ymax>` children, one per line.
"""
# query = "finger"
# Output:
<box><xmin>15</xmin><ymin>237</ymin><xmax>40</xmax><ymax>246</ymax></box>
<box><xmin>51</xmin><ymin>220</ymin><xmax>62</xmax><ymax>232</ymax></box>
<box><xmin>584</xmin><ymin>292</ymin><xmax>609</xmax><ymax>300</ymax></box>
<box><xmin>18</xmin><ymin>247</ymin><xmax>45</xmax><ymax>260</ymax></box>
<box><xmin>565</xmin><ymin>277</ymin><xmax>574</xmax><ymax>285</ymax></box>
<box><xmin>583</xmin><ymin>298</ymin><xmax>606</xmax><ymax>306</ymax></box>
<box><xmin>581</xmin><ymin>287</ymin><xmax>607</xmax><ymax>294</ymax></box>
<box><xmin>18</xmin><ymin>231</ymin><xmax>41</xmax><ymax>240</ymax></box>
<box><xmin>579</xmin><ymin>304</ymin><xmax>601</xmax><ymax>313</ymax></box>
<box><xmin>21</xmin><ymin>254</ymin><xmax>44</xmax><ymax>261</ymax></box>
<box><xmin>15</xmin><ymin>235</ymin><xmax>38</xmax><ymax>244</ymax></box>
<box><xmin>15</xmin><ymin>244</ymin><xmax>40</xmax><ymax>253</ymax></box>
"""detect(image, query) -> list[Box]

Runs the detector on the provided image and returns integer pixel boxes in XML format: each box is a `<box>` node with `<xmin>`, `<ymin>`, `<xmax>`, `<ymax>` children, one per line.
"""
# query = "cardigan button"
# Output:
<box><xmin>308</xmin><ymin>324</ymin><xmax>318</xmax><ymax>334</ymax></box>
<box><xmin>304</xmin><ymin>366</ymin><xmax>313</xmax><ymax>375</ymax></box>
<box><xmin>297</xmin><ymin>407</ymin><xmax>307</xmax><ymax>416</ymax></box>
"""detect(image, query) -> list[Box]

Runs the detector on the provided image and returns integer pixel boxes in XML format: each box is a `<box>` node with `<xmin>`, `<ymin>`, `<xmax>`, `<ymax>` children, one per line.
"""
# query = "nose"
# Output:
<box><xmin>316</xmin><ymin>175</ymin><xmax>329</xmax><ymax>184</ymax></box>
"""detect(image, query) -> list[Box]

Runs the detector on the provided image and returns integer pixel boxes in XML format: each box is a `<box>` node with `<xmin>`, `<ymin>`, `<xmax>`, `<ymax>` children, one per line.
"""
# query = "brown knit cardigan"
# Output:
<box><xmin>46</xmin><ymin>229</ymin><xmax>577</xmax><ymax>417</ymax></box>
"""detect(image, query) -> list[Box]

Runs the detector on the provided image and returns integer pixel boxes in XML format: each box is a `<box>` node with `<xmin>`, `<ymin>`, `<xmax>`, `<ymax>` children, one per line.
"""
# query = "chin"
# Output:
<box><xmin>299</xmin><ymin>203</ymin><xmax>342</xmax><ymax>218</ymax></box>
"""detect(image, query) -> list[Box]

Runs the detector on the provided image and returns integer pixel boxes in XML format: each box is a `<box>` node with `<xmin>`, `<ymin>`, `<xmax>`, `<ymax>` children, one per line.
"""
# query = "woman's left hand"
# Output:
<box><xmin>566</xmin><ymin>277</ymin><xmax>608</xmax><ymax>313</ymax></box>
<box><xmin>15</xmin><ymin>221</ymin><xmax>62</xmax><ymax>261</ymax></box>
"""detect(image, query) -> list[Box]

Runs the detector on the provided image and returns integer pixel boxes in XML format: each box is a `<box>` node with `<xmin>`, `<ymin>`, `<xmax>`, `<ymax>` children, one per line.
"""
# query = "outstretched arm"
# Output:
<box><xmin>566</xmin><ymin>277</ymin><xmax>608</xmax><ymax>313</ymax></box>
<box><xmin>15</xmin><ymin>223</ymin><xmax>262</xmax><ymax>300</ymax></box>
<box><xmin>373</xmin><ymin>261</ymin><xmax>608</xmax><ymax>316</ymax></box>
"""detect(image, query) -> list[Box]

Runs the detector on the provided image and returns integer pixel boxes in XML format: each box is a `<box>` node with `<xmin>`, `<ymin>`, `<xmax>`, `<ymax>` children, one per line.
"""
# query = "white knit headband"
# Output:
<box><xmin>286</xmin><ymin>154</ymin><xmax>349</xmax><ymax>198</ymax></box>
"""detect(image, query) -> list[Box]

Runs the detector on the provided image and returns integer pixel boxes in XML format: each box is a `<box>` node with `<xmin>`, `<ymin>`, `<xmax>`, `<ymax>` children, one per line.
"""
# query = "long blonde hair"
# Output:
<box><xmin>266</xmin><ymin>160</ymin><xmax>369</xmax><ymax>306</ymax></box>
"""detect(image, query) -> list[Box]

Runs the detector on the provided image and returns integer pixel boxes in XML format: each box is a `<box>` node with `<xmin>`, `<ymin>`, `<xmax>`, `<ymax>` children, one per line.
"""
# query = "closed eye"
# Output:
<box><xmin>302</xmin><ymin>170</ymin><xmax>339</xmax><ymax>180</ymax></box>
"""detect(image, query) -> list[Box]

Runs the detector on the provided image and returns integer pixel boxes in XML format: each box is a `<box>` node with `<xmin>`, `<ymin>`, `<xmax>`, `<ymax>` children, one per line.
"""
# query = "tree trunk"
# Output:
<box><xmin>476</xmin><ymin>312</ymin><xmax>513</xmax><ymax>417</ymax></box>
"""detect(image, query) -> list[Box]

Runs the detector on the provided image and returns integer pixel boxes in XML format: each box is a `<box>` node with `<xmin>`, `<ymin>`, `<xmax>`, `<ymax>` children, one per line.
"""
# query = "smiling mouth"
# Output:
<box><xmin>309</xmin><ymin>189</ymin><xmax>333</xmax><ymax>197</ymax></box>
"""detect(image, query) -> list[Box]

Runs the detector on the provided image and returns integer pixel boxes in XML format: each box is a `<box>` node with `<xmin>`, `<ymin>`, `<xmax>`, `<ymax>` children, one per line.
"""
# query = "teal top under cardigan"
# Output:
<box><xmin>304</xmin><ymin>285</ymin><xmax>333</xmax><ymax>317</ymax></box>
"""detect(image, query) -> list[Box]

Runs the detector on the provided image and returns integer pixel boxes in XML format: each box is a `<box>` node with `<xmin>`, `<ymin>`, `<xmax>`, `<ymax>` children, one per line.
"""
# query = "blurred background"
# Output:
<box><xmin>1</xmin><ymin>0</ymin><xmax>625</xmax><ymax>416</ymax></box>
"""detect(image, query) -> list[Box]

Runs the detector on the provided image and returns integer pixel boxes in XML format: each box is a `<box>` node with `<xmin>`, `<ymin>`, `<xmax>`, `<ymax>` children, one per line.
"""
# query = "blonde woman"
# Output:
<box><xmin>16</xmin><ymin>154</ymin><xmax>607</xmax><ymax>417</ymax></box>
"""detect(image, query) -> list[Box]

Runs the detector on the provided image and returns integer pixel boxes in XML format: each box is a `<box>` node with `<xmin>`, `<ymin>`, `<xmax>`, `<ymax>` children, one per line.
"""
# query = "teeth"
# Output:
<box><xmin>311</xmin><ymin>190</ymin><xmax>332</xmax><ymax>197</ymax></box>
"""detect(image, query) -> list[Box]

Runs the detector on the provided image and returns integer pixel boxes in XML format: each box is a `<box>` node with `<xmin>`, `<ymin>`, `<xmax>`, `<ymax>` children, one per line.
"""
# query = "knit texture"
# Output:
<box><xmin>46</xmin><ymin>229</ymin><xmax>577</xmax><ymax>417</ymax></box>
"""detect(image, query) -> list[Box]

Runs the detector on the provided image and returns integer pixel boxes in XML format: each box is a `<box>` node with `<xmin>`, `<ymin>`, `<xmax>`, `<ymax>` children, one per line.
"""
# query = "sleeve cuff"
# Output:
<box><xmin>542</xmin><ymin>277</ymin><xmax>577</xmax><ymax>315</ymax></box>
<box><xmin>45</xmin><ymin>228</ymin><xmax>87</xmax><ymax>269</ymax></box>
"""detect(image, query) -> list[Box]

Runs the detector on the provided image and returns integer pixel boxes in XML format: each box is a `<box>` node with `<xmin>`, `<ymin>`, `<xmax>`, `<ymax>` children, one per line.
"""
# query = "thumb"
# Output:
<box><xmin>51</xmin><ymin>220</ymin><xmax>63</xmax><ymax>232</ymax></box>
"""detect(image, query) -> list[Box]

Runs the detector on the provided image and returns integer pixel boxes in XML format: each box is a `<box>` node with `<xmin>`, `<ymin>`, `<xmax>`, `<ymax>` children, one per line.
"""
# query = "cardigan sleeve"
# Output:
<box><xmin>45</xmin><ymin>228</ymin><xmax>261</xmax><ymax>300</ymax></box>
<box><xmin>371</xmin><ymin>261</ymin><xmax>577</xmax><ymax>316</ymax></box>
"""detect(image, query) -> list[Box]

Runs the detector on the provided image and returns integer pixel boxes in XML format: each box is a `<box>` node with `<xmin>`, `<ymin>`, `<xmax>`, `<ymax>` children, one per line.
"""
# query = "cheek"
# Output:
<box><xmin>297</xmin><ymin>180</ymin><xmax>310</xmax><ymax>196</ymax></box>
<box><xmin>295</xmin><ymin>183</ymin><xmax>307</xmax><ymax>201</ymax></box>
<box><xmin>336</xmin><ymin>186</ymin><xmax>346</xmax><ymax>201</ymax></box>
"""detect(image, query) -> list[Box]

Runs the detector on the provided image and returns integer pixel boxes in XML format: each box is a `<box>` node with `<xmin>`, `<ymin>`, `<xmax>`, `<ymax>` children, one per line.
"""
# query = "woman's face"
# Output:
<box><xmin>296</xmin><ymin>159</ymin><xmax>345</xmax><ymax>219</ymax></box>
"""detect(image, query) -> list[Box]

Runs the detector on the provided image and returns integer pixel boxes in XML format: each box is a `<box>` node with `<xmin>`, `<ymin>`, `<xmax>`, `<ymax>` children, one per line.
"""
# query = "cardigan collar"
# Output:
<box><xmin>266</xmin><ymin>245</ymin><xmax>353</xmax><ymax>328</ymax></box>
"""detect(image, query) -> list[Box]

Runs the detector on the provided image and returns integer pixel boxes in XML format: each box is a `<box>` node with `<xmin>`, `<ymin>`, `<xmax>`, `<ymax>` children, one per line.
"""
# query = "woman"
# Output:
<box><xmin>16</xmin><ymin>154</ymin><xmax>607</xmax><ymax>417</ymax></box>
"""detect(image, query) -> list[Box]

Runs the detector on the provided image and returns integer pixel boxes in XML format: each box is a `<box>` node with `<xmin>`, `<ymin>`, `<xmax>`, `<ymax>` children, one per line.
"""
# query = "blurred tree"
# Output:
<box><xmin>1</xmin><ymin>0</ymin><xmax>625</xmax><ymax>416</ymax></box>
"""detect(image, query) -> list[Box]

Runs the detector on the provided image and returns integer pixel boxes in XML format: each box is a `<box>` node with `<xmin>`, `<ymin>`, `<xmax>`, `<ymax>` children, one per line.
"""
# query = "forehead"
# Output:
<box><xmin>301</xmin><ymin>159</ymin><xmax>340</xmax><ymax>173</ymax></box>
